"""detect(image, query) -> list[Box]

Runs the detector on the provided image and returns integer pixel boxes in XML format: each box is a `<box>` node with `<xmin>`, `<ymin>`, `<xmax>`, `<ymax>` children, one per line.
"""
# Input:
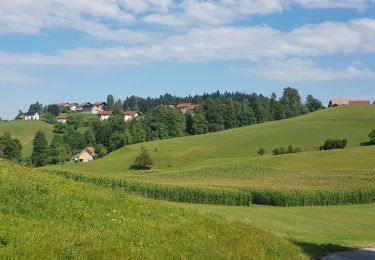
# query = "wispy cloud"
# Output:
<box><xmin>243</xmin><ymin>58</ymin><xmax>375</xmax><ymax>82</ymax></box>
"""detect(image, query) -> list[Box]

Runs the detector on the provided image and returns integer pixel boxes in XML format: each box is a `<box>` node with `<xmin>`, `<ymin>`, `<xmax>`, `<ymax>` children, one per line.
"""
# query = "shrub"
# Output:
<box><xmin>287</xmin><ymin>144</ymin><xmax>302</xmax><ymax>154</ymax></box>
<box><xmin>94</xmin><ymin>144</ymin><xmax>108</xmax><ymax>158</ymax></box>
<box><xmin>369</xmin><ymin>129</ymin><xmax>375</xmax><ymax>144</ymax></box>
<box><xmin>133</xmin><ymin>146</ymin><xmax>154</xmax><ymax>170</ymax></box>
<box><xmin>257</xmin><ymin>148</ymin><xmax>266</xmax><ymax>156</ymax></box>
<box><xmin>272</xmin><ymin>147</ymin><xmax>286</xmax><ymax>155</ymax></box>
<box><xmin>53</xmin><ymin>122</ymin><xmax>68</xmax><ymax>134</ymax></box>
<box><xmin>320</xmin><ymin>138</ymin><xmax>348</xmax><ymax>150</ymax></box>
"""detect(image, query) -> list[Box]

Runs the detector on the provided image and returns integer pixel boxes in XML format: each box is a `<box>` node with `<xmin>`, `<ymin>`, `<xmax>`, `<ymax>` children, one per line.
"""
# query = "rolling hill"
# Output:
<box><xmin>0</xmin><ymin>159</ymin><xmax>306</xmax><ymax>259</ymax></box>
<box><xmin>50</xmin><ymin>106</ymin><xmax>375</xmax><ymax>198</ymax></box>
<box><xmin>0</xmin><ymin>120</ymin><xmax>54</xmax><ymax>158</ymax></box>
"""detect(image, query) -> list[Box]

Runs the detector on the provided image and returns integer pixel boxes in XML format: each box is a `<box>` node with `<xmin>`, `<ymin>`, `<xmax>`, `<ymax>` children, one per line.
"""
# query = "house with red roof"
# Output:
<box><xmin>176</xmin><ymin>103</ymin><xmax>199</xmax><ymax>113</ymax></box>
<box><xmin>329</xmin><ymin>98</ymin><xmax>370</xmax><ymax>107</ymax></box>
<box><xmin>74</xmin><ymin>147</ymin><xmax>96</xmax><ymax>162</ymax></box>
<box><xmin>124</xmin><ymin>111</ymin><xmax>139</xmax><ymax>122</ymax></box>
<box><xmin>57</xmin><ymin>113</ymin><xmax>69</xmax><ymax>123</ymax></box>
<box><xmin>97</xmin><ymin>110</ymin><xmax>114</xmax><ymax>121</ymax></box>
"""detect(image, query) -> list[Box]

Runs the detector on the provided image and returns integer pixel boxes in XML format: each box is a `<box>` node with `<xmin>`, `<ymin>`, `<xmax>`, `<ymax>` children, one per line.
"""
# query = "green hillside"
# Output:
<box><xmin>51</xmin><ymin>106</ymin><xmax>375</xmax><ymax>197</ymax></box>
<box><xmin>0</xmin><ymin>120</ymin><xmax>54</xmax><ymax>158</ymax></box>
<box><xmin>0</xmin><ymin>159</ymin><xmax>305</xmax><ymax>259</ymax></box>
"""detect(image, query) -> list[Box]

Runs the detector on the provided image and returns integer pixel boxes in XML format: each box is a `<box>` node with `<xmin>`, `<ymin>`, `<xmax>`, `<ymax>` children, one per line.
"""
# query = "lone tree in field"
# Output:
<box><xmin>369</xmin><ymin>129</ymin><xmax>375</xmax><ymax>144</ymax></box>
<box><xmin>257</xmin><ymin>148</ymin><xmax>266</xmax><ymax>156</ymax></box>
<box><xmin>31</xmin><ymin>130</ymin><xmax>49</xmax><ymax>167</ymax></box>
<box><xmin>134</xmin><ymin>146</ymin><xmax>154</xmax><ymax>170</ymax></box>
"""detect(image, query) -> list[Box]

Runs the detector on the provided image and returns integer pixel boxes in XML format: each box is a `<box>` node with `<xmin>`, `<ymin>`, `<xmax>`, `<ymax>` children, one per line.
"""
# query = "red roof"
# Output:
<box><xmin>176</xmin><ymin>103</ymin><xmax>198</xmax><ymax>110</ymax></box>
<box><xmin>348</xmin><ymin>100</ymin><xmax>370</xmax><ymax>106</ymax></box>
<box><xmin>97</xmin><ymin>111</ymin><xmax>113</xmax><ymax>115</ymax></box>
<box><xmin>57</xmin><ymin>113</ymin><xmax>69</xmax><ymax>119</ymax></box>
<box><xmin>124</xmin><ymin>111</ymin><xmax>138</xmax><ymax>116</ymax></box>
<box><xmin>94</xmin><ymin>102</ymin><xmax>106</xmax><ymax>106</ymax></box>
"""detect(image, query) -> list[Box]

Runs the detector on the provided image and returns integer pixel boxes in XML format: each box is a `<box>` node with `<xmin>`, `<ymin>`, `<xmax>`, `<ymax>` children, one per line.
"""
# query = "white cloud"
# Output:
<box><xmin>244</xmin><ymin>58</ymin><xmax>375</xmax><ymax>82</ymax></box>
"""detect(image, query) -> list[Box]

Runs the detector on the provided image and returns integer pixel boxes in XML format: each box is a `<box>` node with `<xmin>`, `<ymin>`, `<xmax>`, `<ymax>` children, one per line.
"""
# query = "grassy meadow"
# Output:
<box><xmin>0</xmin><ymin>120</ymin><xmax>54</xmax><ymax>158</ymax></box>
<box><xmin>0</xmin><ymin>159</ymin><xmax>306</xmax><ymax>259</ymax></box>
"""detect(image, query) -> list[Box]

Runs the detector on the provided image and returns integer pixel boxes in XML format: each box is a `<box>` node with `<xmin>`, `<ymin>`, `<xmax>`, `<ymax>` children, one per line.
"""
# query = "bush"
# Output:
<box><xmin>369</xmin><ymin>129</ymin><xmax>375</xmax><ymax>144</ymax></box>
<box><xmin>287</xmin><ymin>144</ymin><xmax>302</xmax><ymax>154</ymax></box>
<box><xmin>94</xmin><ymin>144</ymin><xmax>108</xmax><ymax>158</ymax></box>
<box><xmin>320</xmin><ymin>138</ymin><xmax>348</xmax><ymax>150</ymax></box>
<box><xmin>53</xmin><ymin>122</ymin><xmax>68</xmax><ymax>134</ymax></box>
<box><xmin>272</xmin><ymin>147</ymin><xmax>286</xmax><ymax>155</ymax></box>
<box><xmin>257</xmin><ymin>148</ymin><xmax>266</xmax><ymax>156</ymax></box>
<box><xmin>133</xmin><ymin>146</ymin><xmax>154</xmax><ymax>170</ymax></box>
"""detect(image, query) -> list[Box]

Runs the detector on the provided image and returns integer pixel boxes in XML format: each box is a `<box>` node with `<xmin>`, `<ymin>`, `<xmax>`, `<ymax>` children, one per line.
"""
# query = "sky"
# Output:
<box><xmin>0</xmin><ymin>0</ymin><xmax>375</xmax><ymax>119</ymax></box>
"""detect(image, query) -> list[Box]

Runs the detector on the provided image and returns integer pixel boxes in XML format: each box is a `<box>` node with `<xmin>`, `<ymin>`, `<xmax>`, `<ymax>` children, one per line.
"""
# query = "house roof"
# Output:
<box><xmin>94</xmin><ymin>101</ymin><xmax>107</xmax><ymax>106</ymax></box>
<box><xmin>25</xmin><ymin>112</ymin><xmax>38</xmax><ymax>116</ymax></box>
<box><xmin>329</xmin><ymin>98</ymin><xmax>351</xmax><ymax>106</ymax></box>
<box><xmin>59</xmin><ymin>102</ymin><xmax>70</xmax><ymax>107</ymax></box>
<box><xmin>124</xmin><ymin>111</ymin><xmax>138</xmax><ymax>116</ymax></box>
<box><xmin>70</xmin><ymin>103</ymin><xmax>79</xmax><ymax>106</ymax></box>
<box><xmin>98</xmin><ymin>110</ymin><xmax>113</xmax><ymax>115</ymax></box>
<box><xmin>348</xmin><ymin>100</ymin><xmax>370</xmax><ymax>106</ymax></box>
<box><xmin>176</xmin><ymin>103</ymin><xmax>198</xmax><ymax>110</ymax></box>
<box><xmin>57</xmin><ymin>113</ymin><xmax>69</xmax><ymax>119</ymax></box>
<box><xmin>85</xmin><ymin>146</ymin><xmax>96</xmax><ymax>155</ymax></box>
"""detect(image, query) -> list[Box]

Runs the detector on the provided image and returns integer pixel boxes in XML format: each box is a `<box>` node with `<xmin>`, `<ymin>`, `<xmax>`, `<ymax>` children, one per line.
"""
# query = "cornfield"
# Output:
<box><xmin>50</xmin><ymin>170</ymin><xmax>375</xmax><ymax>207</ymax></box>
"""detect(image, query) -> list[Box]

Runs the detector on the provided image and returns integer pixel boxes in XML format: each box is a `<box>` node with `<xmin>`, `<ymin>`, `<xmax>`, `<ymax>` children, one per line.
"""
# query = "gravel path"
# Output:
<box><xmin>321</xmin><ymin>248</ymin><xmax>375</xmax><ymax>260</ymax></box>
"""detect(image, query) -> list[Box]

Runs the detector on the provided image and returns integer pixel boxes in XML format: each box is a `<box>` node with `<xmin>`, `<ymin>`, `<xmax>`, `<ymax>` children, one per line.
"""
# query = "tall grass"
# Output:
<box><xmin>50</xmin><ymin>170</ymin><xmax>375</xmax><ymax>207</ymax></box>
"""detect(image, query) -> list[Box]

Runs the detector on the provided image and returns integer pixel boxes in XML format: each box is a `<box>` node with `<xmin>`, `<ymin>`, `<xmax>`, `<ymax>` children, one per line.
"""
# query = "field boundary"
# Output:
<box><xmin>49</xmin><ymin>170</ymin><xmax>375</xmax><ymax>207</ymax></box>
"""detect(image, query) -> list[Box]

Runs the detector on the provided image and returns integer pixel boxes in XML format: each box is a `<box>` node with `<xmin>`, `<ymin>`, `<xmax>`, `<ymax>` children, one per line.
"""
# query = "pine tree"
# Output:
<box><xmin>107</xmin><ymin>95</ymin><xmax>115</xmax><ymax>110</ymax></box>
<box><xmin>31</xmin><ymin>130</ymin><xmax>49</xmax><ymax>167</ymax></box>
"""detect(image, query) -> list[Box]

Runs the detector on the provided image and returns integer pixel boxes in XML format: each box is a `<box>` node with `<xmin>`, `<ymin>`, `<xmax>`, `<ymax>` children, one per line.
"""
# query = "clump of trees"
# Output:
<box><xmin>272</xmin><ymin>145</ymin><xmax>302</xmax><ymax>155</ymax></box>
<box><xmin>0</xmin><ymin>133</ymin><xmax>22</xmax><ymax>162</ymax></box>
<box><xmin>133</xmin><ymin>146</ymin><xmax>154</xmax><ymax>170</ymax></box>
<box><xmin>320</xmin><ymin>138</ymin><xmax>348</xmax><ymax>150</ymax></box>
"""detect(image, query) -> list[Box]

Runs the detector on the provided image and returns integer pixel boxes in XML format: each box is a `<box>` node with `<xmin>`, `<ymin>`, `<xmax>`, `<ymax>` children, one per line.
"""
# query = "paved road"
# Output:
<box><xmin>322</xmin><ymin>248</ymin><xmax>375</xmax><ymax>260</ymax></box>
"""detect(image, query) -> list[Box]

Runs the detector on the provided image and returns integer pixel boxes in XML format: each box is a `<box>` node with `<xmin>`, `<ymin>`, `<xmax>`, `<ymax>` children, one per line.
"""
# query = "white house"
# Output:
<box><xmin>24</xmin><ymin>112</ymin><xmax>40</xmax><ymax>120</ymax></box>
<box><xmin>124</xmin><ymin>111</ymin><xmax>139</xmax><ymax>122</ymax></box>
<box><xmin>98</xmin><ymin>111</ymin><xmax>113</xmax><ymax>121</ymax></box>
<box><xmin>57</xmin><ymin>114</ymin><xmax>69</xmax><ymax>123</ymax></box>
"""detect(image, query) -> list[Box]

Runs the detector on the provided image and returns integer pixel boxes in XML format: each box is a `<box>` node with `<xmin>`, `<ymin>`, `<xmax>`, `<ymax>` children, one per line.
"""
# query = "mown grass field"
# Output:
<box><xmin>181</xmin><ymin>203</ymin><xmax>375</xmax><ymax>249</ymax></box>
<box><xmin>0</xmin><ymin>160</ymin><xmax>306</xmax><ymax>259</ymax></box>
<box><xmin>0</xmin><ymin>120</ymin><xmax>54</xmax><ymax>158</ymax></box>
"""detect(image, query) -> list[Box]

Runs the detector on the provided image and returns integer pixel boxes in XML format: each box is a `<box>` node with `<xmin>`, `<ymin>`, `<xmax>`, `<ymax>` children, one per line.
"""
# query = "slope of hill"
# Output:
<box><xmin>0</xmin><ymin>159</ymin><xmax>305</xmax><ymax>259</ymax></box>
<box><xmin>0</xmin><ymin>120</ymin><xmax>54</xmax><ymax>158</ymax></box>
<box><xmin>56</xmin><ymin>105</ymin><xmax>375</xmax><ymax>175</ymax></box>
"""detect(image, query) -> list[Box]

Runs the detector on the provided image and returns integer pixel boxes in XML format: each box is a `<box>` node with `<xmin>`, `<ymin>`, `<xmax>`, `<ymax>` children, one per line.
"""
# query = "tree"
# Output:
<box><xmin>237</xmin><ymin>100</ymin><xmax>256</xmax><ymax>126</ymax></box>
<box><xmin>108</xmin><ymin>132</ymin><xmax>126</xmax><ymax>152</ymax></box>
<box><xmin>43</xmin><ymin>112</ymin><xmax>57</xmax><ymax>124</ymax></box>
<box><xmin>49</xmin><ymin>144</ymin><xmax>71</xmax><ymax>164</ymax></box>
<box><xmin>224</xmin><ymin>98</ymin><xmax>239</xmax><ymax>129</ymax></box>
<box><xmin>67</xmin><ymin>114</ymin><xmax>84</xmax><ymax>129</ymax></box>
<box><xmin>46</xmin><ymin>104</ymin><xmax>60</xmax><ymax>116</ymax></box>
<box><xmin>31</xmin><ymin>130</ymin><xmax>49</xmax><ymax>167</ymax></box>
<box><xmin>28</xmin><ymin>102</ymin><xmax>43</xmax><ymax>113</ymax></box>
<box><xmin>305</xmin><ymin>95</ymin><xmax>324</xmax><ymax>113</ymax></box>
<box><xmin>130</xmin><ymin>123</ymin><xmax>147</xmax><ymax>143</ymax></box>
<box><xmin>53</xmin><ymin>122</ymin><xmax>68</xmax><ymax>134</ymax></box>
<box><xmin>369</xmin><ymin>129</ymin><xmax>375</xmax><ymax>144</ymax></box>
<box><xmin>320</xmin><ymin>139</ymin><xmax>348</xmax><ymax>150</ymax></box>
<box><xmin>63</xmin><ymin>127</ymin><xmax>86</xmax><ymax>152</ymax></box>
<box><xmin>94</xmin><ymin>144</ymin><xmax>108</xmax><ymax>158</ymax></box>
<box><xmin>280</xmin><ymin>87</ymin><xmax>303</xmax><ymax>118</ymax></box>
<box><xmin>84</xmin><ymin>129</ymin><xmax>96</xmax><ymax>146</ymax></box>
<box><xmin>133</xmin><ymin>146</ymin><xmax>154</xmax><ymax>170</ymax></box>
<box><xmin>0</xmin><ymin>133</ymin><xmax>22</xmax><ymax>162</ymax></box>
<box><xmin>257</xmin><ymin>148</ymin><xmax>266</xmax><ymax>156</ymax></box>
<box><xmin>189</xmin><ymin>109</ymin><xmax>208</xmax><ymax>135</ymax></box>
<box><xmin>272</xmin><ymin>147</ymin><xmax>286</xmax><ymax>155</ymax></box>
<box><xmin>107</xmin><ymin>95</ymin><xmax>115</xmax><ymax>110</ymax></box>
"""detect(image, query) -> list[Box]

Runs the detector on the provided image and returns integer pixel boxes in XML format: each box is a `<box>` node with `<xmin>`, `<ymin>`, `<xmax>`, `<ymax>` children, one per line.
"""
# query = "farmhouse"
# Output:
<box><xmin>70</xmin><ymin>103</ymin><xmax>78</xmax><ymax>111</ymax></box>
<box><xmin>124</xmin><ymin>111</ymin><xmax>139</xmax><ymax>122</ymax></box>
<box><xmin>176</xmin><ymin>103</ymin><xmax>199</xmax><ymax>113</ymax></box>
<box><xmin>93</xmin><ymin>102</ymin><xmax>107</xmax><ymax>112</ymax></box>
<box><xmin>98</xmin><ymin>110</ymin><xmax>114</xmax><ymax>121</ymax></box>
<box><xmin>74</xmin><ymin>147</ymin><xmax>96</xmax><ymax>162</ymax></box>
<box><xmin>329</xmin><ymin>98</ymin><xmax>370</xmax><ymax>107</ymax></box>
<box><xmin>57</xmin><ymin>114</ymin><xmax>69</xmax><ymax>123</ymax></box>
<box><xmin>24</xmin><ymin>112</ymin><xmax>40</xmax><ymax>120</ymax></box>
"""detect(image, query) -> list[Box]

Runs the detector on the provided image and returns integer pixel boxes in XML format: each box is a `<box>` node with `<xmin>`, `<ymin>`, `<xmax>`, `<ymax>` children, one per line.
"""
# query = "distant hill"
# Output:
<box><xmin>0</xmin><ymin>120</ymin><xmax>54</xmax><ymax>158</ymax></box>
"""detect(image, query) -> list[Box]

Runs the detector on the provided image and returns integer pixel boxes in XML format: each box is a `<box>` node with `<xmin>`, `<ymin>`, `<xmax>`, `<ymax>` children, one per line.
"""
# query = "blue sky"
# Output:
<box><xmin>0</xmin><ymin>0</ymin><xmax>375</xmax><ymax>119</ymax></box>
